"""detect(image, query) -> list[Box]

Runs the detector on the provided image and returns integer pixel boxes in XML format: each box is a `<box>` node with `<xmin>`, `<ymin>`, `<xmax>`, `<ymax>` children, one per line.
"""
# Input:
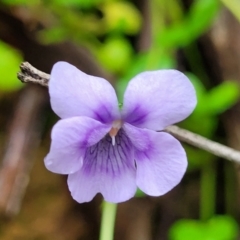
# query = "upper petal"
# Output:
<box><xmin>49</xmin><ymin>61</ymin><xmax>120</xmax><ymax>123</ymax></box>
<box><xmin>122</xmin><ymin>70</ymin><xmax>197</xmax><ymax>130</ymax></box>
<box><xmin>44</xmin><ymin>116</ymin><xmax>110</xmax><ymax>174</ymax></box>
<box><xmin>124</xmin><ymin>123</ymin><xmax>187</xmax><ymax>196</ymax></box>
<box><xmin>67</xmin><ymin>129</ymin><xmax>137</xmax><ymax>203</ymax></box>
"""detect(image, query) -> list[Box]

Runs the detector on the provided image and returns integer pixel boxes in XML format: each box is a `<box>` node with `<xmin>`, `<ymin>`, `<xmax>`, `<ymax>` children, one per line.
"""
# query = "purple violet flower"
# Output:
<box><xmin>44</xmin><ymin>61</ymin><xmax>197</xmax><ymax>203</ymax></box>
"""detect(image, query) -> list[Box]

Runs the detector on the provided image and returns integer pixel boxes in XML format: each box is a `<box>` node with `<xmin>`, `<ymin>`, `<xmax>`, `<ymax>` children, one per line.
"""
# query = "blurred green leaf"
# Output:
<box><xmin>101</xmin><ymin>1</ymin><xmax>142</xmax><ymax>35</ymax></box>
<box><xmin>0</xmin><ymin>41</ymin><xmax>23</xmax><ymax>92</ymax></box>
<box><xmin>188</xmin><ymin>0</ymin><xmax>219</xmax><ymax>35</ymax></box>
<box><xmin>169</xmin><ymin>215</ymin><xmax>239</xmax><ymax>240</ymax></box>
<box><xmin>158</xmin><ymin>0</ymin><xmax>219</xmax><ymax>47</ymax></box>
<box><xmin>187</xmin><ymin>73</ymin><xmax>239</xmax><ymax>117</ymax></box>
<box><xmin>199</xmin><ymin>81</ymin><xmax>240</xmax><ymax>115</ymax></box>
<box><xmin>97</xmin><ymin>36</ymin><xmax>133</xmax><ymax>74</ymax></box>
<box><xmin>208</xmin><ymin>215</ymin><xmax>239</xmax><ymax>240</ymax></box>
<box><xmin>169</xmin><ymin>220</ymin><xmax>204</xmax><ymax>240</ymax></box>
<box><xmin>49</xmin><ymin>0</ymin><xmax>101</xmax><ymax>8</ymax></box>
<box><xmin>1</xmin><ymin>0</ymin><xmax>39</xmax><ymax>5</ymax></box>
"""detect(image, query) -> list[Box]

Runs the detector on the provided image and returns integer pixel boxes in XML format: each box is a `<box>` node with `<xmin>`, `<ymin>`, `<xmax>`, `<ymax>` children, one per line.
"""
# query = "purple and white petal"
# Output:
<box><xmin>68</xmin><ymin>129</ymin><xmax>137</xmax><ymax>203</ymax></box>
<box><xmin>45</xmin><ymin>116</ymin><xmax>111</xmax><ymax>174</ymax></box>
<box><xmin>124</xmin><ymin>123</ymin><xmax>187</xmax><ymax>196</ymax></box>
<box><xmin>49</xmin><ymin>62</ymin><xmax>120</xmax><ymax>123</ymax></box>
<box><xmin>122</xmin><ymin>70</ymin><xmax>197</xmax><ymax>130</ymax></box>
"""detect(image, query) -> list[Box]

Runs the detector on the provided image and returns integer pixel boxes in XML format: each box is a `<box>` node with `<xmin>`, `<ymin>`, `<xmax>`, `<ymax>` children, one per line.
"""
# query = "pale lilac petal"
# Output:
<box><xmin>122</xmin><ymin>70</ymin><xmax>197</xmax><ymax>130</ymax></box>
<box><xmin>67</xmin><ymin>129</ymin><xmax>137</xmax><ymax>203</ymax></box>
<box><xmin>124</xmin><ymin>123</ymin><xmax>187</xmax><ymax>196</ymax></box>
<box><xmin>49</xmin><ymin>62</ymin><xmax>120</xmax><ymax>123</ymax></box>
<box><xmin>44</xmin><ymin>116</ymin><xmax>110</xmax><ymax>174</ymax></box>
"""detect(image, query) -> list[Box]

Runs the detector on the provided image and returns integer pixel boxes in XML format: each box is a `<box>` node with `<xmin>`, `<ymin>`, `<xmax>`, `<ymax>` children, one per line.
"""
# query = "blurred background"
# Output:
<box><xmin>0</xmin><ymin>0</ymin><xmax>240</xmax><ymax>239</ymax></box>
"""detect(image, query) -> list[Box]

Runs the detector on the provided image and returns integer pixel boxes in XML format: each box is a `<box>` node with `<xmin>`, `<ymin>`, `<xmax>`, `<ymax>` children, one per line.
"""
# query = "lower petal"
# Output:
<box><xmin>67</xmin><ymin>129</ymin><xmax>137</xmax><ymax>203</ymax></box>
<box><xmin>44</xmin><ymin>116</ymin><xmax>110</xmax><ymax>174</ymax></box>
<box><xmin>124</xmin><ymin>124</ymin><xmax>187</xmax><ymax>196</ymax></box>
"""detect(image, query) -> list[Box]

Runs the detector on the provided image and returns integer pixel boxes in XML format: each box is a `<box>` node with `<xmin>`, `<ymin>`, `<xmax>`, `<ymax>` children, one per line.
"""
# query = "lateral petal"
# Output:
<box><xmin>124</xmin><ymin>123</ymin><xmax>187</xmax><ymax>196</ymax></box>
<box><xmin>44</xmin><ymin>116</ymin><xmax>110</xmax><ymax>174</ymax></box>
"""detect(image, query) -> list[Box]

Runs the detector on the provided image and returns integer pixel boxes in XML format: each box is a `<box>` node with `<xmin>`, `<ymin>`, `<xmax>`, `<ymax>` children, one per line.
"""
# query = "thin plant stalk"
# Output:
<box><xmin>99</xmin><ymin>201</ymin><xmax>117</xmax><ymax>240</ymax></box>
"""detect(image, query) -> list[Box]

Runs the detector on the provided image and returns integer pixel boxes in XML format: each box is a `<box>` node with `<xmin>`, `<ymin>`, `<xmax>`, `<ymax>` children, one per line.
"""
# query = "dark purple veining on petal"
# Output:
<box><xmin>82</xmin><ymin>129</ymin><xmax>135</xmax><ymax>178</ymax></box>
<box><xmin>123</xmin><ymin>104</ymin><xmax>148</xmax><ymax>126</ymax></box>
<box><xmin>93</xmin><ymin>104</ymin><xmax>115</xmax><ymax>124</ymax></box>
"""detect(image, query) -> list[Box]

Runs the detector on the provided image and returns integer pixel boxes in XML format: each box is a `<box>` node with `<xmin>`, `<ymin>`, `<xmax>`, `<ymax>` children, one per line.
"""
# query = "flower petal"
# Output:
<box><xmin>49</xmin><ymin>61</ymin><xmax>120</xmax><ymax>123</ymax></box>
<box><xmin>44</xmin><ymin>116</ymin><xmax>110</xmax><ymax>174</ymax></box>
<box><xmin>122</xmin><ymin>70</ymin><xmax>197</xmax><ymax>130</ymax></box>
<box><xmin>124</xmin><ymin>123</ymin><xmax>187</xmax><ymax>196</ymax></box>
<box><xmin>67</xmin><ymin>129</ymin><xmax>137</xmax><ymax>203</ymax></box>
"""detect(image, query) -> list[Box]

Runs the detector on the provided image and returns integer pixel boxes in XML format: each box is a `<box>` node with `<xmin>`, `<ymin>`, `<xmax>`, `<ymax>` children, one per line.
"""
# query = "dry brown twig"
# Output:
<box><xmin>18</xmin><ymin>62</ymin><xmax>50</xmax><ymax>87</ymax></box>
<box><xmin>17</xmin><ymin>62</ymin><xmax>240</xmax><ymax>164</ymax></box>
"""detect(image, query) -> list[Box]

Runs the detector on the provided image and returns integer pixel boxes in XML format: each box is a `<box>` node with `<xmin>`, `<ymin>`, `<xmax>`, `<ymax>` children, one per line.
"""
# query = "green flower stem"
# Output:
<box><xmin>99</xmin><ymin>201</ymin><xmax>117</xmax><ymax>240</ymax></box>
